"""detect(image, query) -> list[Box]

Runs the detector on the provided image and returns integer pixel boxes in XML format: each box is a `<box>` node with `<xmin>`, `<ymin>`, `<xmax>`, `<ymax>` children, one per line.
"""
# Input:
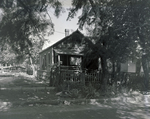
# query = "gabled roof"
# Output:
<box><xmin>39</xmin><ymin>29</ymin><xmax>84</xmax><ymax>54</ymax></box>
<box><xmin>54</xmin><ymin>48</ymin><xmax>84</xmax><ymax>56</ymax></box>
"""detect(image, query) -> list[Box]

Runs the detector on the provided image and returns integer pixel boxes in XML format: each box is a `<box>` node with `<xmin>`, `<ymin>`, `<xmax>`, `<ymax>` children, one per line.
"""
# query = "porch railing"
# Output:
<box><xmin>38</xmin><ymin>63</ymin><xmax>102</xmax><ymax>86</ymax></box>
<box><xmin>37</xmin><ymin>68</ymin><xmax>147</xmax><ymax>88</ymax></box>
<box><xmin>60</xmin><ymin>70</ymin><xmax>102</xmax><ymax>86</ymax></box>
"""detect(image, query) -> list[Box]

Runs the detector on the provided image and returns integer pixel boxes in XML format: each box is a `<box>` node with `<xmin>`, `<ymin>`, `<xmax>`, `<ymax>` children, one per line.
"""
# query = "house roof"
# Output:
<box><xmin>54</xmin><ymin>49</ymin><xmax>84</xmax><ymax>56</ymax></box>
<box><xmin>39</xmin><ymin>29</ymin><xmax>84</xmax><ymax>54</ymax></box>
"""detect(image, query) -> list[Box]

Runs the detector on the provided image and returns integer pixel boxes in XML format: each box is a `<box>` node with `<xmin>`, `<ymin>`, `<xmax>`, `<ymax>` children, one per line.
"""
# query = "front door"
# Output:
<box><xmin>60</xmin><ymin>55</ymin><xmax>69</xmax><ymax>66</ymax></box>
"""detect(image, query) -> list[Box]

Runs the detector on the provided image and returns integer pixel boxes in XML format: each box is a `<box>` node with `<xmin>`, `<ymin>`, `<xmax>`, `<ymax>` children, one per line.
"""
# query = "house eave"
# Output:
<box><xmin>39</xmin><ymin>30</ymin><xmax>84</xmax><ymax>54</ymax></box>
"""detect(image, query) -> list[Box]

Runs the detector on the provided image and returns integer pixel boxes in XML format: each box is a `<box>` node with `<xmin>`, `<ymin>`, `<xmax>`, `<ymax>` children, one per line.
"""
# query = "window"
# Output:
<box><xmin>54</xmin><ymin>55</ymin><xmax>58</xmax><ymax>63</ymax></box>
<box><xmin>48</xmin><ymin>52</ymin><xmax>51</xmax><ymax>64</ymax></box>
<box><xmin>42</xmin><ymin>54</ymin><xmax>47</xmax><ymax>70</ymax></box>
<box><xmin>42</xmin><ymin>57</ymin><xmax>44</xmax><ymax>70</ymax></box>
<box><xmin>40</xmin><ymin>56</ymin><xmax>42</xmax><ymax>68</ymax></box>
<box><xmin>44</xmin><ymin>54</ymin><xmax>47</xmax><ymax>68</ymax></box>
<box><xmin>70</xmin><ymin>56</ymin><xmax>81</xmax><ymax>66</ymax></box>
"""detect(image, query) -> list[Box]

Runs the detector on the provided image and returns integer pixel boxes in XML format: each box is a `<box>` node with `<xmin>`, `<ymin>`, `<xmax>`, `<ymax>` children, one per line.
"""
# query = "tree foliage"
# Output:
<box><xmin>111</xmin><ymin>0</ymin><xmax>150</xmax><ymax>90</ymax></box>
<box><xmin>0</xmin><ymin>0</ymin><xmax>63</xmax><ymax>54</ymax></box>
<box><xmin>0</xmin><ymin>0</ymin><xmax>63</xmax><ymax>76</ymax></box>
<box><xmin>68</xmin><ymin>0</ymin><xmax>150</xmax><ymax>90</ymax></box>
<box><xmin>68</xmin><ymin>0</ymin><xmax>132</xmax><ymax>83</ymax></box>
<box><xmin>0</xmin><ymin>44</ymin><xmax>16</xmax><ymax>64</ymax></box>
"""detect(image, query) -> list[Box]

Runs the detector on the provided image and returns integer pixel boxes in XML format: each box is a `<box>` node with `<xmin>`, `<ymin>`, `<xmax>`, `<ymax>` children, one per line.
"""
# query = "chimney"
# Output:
<box><xmin>65</xmin><ymin>29</ymin><xmax>69</xmax><ymax>36</ymax></box>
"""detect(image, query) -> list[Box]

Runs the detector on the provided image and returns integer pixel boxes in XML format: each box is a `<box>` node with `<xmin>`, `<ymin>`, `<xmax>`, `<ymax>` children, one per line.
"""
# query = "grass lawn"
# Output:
<box><xmin>1</xmin><ymin>73</ymin><xmax>149</xmax><ymax>109</ymax></box>
<box><xmin>0</xmin><ymin>73</ymin><xmax>59</xmax><ymax>108</ymax></box>
<box><xmin>0</xmin><ymin>89</ymin><xmax>58</xmax><ymax>106</ymax></box>
<box><xmin>0</xmin><ymin>73</ymin><xmax>49</xmax><ymax>88</ymax></box>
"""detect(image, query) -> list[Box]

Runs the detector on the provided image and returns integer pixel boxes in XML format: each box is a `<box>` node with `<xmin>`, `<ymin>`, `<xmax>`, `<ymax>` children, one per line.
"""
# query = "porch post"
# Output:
<box><xmin>79</xmin><ymin>57</ymin><xmax>82</xmax><ymax>70</ymax></box>
<box><xmin>98</xmin><ymin>58</ymin><xmax>101</xmax><ymax>71</ymax></box>
<box><xmin>40</xmin><ymin>56</ymin><xmax>42</xmax><ymax>69</ymax></box>
<box><xmin>58</xmin><ymin>55</ymin><xmax>60</xmax><ymax>65</ymax></box>
<box><xmin>52</xmin><ymin>47</ymin><xmax>54</xmax><ymax>65</ymax></box>
<box><xmin>57</xmin><ymin>54</ymin><xmax>61</xmax><ymax>84</ymax></box>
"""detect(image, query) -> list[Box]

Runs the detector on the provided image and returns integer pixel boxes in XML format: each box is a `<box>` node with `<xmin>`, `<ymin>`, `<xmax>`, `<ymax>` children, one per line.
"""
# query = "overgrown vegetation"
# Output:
<box><xmin>55</xmin><ymin>74</ymin><xmax>148</xmax><ymax>99</ymax></box>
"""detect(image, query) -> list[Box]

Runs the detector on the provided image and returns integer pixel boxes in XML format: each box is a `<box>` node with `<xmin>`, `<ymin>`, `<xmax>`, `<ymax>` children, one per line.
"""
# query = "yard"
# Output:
<box><xmin>0</xmin><ymin>73</ymin><xmax>150</xmax><ymax>119</ymax></box>
<box><xmin>0</xmin><ymin>73</ymin><xmax>49</xmax><ymax>88</ymax></box>
<box><xmin>0</xmin><ymin>73</ymin><xmax>149</xmax><ymax>107</ymax></box>
<box><xmin>0</xmin><ymin>73</ymin><xmax>59</xmax><ymax>109</ymax></box>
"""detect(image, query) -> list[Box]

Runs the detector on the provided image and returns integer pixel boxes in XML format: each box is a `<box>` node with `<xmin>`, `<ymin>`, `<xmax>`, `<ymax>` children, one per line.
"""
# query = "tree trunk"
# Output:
<box><xmin>29</xmin><ymin>56</ymin><xmax>36</xmax><ymax>77</ymax></box>
<box><xmin>115</xmin><ymin>62</ymin><xmax>121</xmax><ymax>82</ymax></box>
<box><xmin>112</xmin><ymin>60</ymin><xmax>116</xmax><ymax>82</ymax></box>
<box><xmin>136</xmin><ymin>59</ymin><xmax>141</xmax><ymax>76</ymax></box>
<box><xmin>100</xmin><ymin>57</ymin><xmax>108</xmax><ymax>85</ymax></box>
<box><xmin>136</xmin><ymin>28</ymin><xmax>149</xmax><ymax>91</ymax></box>
<box><xmin>141</xmin><ymin>55</ymin><xmax>149</xmax><ymax>91</ymax></box>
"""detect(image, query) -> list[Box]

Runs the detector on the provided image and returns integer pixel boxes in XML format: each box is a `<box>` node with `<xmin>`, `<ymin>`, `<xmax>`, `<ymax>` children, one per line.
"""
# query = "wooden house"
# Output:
<box><xmin>38</xmin><ymin>29</ymin><xmax>146</xmax><ymax>86</ymax></box>
<box><xmin>38</xmin><ymin>30</ymin><xmax>103</xmax><ymax>86</ymax></box>
<box><xmin>38</xmin><ymin>30</ymin><xmax>139</xmax><ymax>74</ymax></box>
<box><xmin>39</xmin><ymin>29</ymin><xmax>145</xmax><ymax>74</ymax></box>
<box><xmin>39</xmin><ymin>30</ymin><xmax>87</xmax><ymax>72</ymax></box>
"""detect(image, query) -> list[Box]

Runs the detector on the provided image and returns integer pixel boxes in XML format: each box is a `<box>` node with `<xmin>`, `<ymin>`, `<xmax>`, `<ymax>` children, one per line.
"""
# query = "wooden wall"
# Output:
<box><xmin>39</xmin><ymin>47</ymin><xmax>54</xmax><ymax>71</ymax></box>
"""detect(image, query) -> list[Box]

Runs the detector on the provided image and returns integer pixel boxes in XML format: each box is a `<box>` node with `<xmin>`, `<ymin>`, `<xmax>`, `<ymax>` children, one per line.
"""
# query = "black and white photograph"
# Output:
<box><xmin>0</xmin><ymin>0</ymin><xmax>150</xmax><ymax>119</ymax></box>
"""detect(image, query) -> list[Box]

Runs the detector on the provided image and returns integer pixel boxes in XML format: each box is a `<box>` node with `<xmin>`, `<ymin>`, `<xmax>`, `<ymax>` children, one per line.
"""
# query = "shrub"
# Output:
<box><xmin>26</xmin><ymin>68</ymin><xmax>33</xmax><ymax>75</ymax></box>
<box><xmin>128</xmin><ymin>76</ymin><xmax>145</xmax><ymax>91</ymax></box>
<box><xmin>80</xmin><ymin>83</ymin><xmax>99</xmax><ymax>98</ymax></box>
<box><xmin>55</xmin><ymin>81</ymin><xmax>100</xmax><ymax>98</ymax></box>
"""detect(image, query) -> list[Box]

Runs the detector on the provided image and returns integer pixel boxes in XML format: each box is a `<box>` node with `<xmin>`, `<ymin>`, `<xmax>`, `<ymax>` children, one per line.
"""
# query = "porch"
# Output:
<box><xmin>37</xmin><ymin>64</ymin><xmax>102</xmax><ymax>87</ymax></box>
<box><xmin>53</xmin><ymin>49</ymin><xmax>83</xmax><ymax>69</ymax></box>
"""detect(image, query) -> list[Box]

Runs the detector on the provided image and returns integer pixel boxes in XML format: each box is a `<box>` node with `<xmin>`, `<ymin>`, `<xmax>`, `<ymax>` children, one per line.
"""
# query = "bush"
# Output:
<box><xmin>80</xmin><ymin>83</ymin><xmax>100</xmax><ymax>98</ymax></box>
<box><xmin>110</xmin><ymin>75</ymin><xmax>146</xmax><ymax>94</ymax></box>
<box><xmin>55</xmin><ymin>81</ymin><xmax>84</xmax><ymax>92</ymax></box>
<box><xmin>128</xmin><ymin>76</ymin><xmax>145</xmax><ymax>91</ymax></box>
<box><xmin>26</xmin><ymin>68</ymin><xmax>33</xmax><ymax>75</ymax></box>
<box><xmin>55</xmin><ymin>81</ymin><xmax>100</xmax><ymax>99</ymax></box>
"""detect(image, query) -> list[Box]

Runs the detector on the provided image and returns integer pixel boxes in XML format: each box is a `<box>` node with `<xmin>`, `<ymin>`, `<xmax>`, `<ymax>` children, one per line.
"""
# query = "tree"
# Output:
<box><xmin>112</xmin><ymin>0</ymin><xmax>150</xmax><ymax>91</ymax></box>
<box><xmin>0</xmin><ymin>0</ymin><xmax>63</xmax><ymax>76</ymax></box>
<box><xmin>131</xmin><ymin>0</ymin><xmax>150</xmax><ymax>91</ymax></box>
<box><xmin>68</xmin><ymin>0</ymin><xmax>134</xmax><ymax>85</ymax></box>
<box><xmin>0</xmin><ymin>44</ymin><xmax>16</xmax><ymax>65</ymax></box>
<box><xmin>68</xmin><ymin>0</ymin><xmax>150</xmax><ymax>91</ymax></box>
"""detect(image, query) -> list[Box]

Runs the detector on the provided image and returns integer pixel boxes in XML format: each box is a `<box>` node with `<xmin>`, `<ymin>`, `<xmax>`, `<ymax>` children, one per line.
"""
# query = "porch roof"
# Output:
<box><xmin>54</xmin><ymin>49</ymin><xmax>84</xmax><ymax>56</ymax></box>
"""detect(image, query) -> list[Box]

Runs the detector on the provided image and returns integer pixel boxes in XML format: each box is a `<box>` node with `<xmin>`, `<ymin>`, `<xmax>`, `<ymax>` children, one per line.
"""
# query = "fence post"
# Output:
<box><xmin>58</xmin><ymin>68</ymin><xmax>62</xmax><ymax>85</ymax></box>
<box><xmin>81</xmin><ymin>72</ymin><xmax>85</xmax><ymax>85</ymax></box>
<box><xmin>49</xmin><ymin>70</ymin><xmax>52</xmax><ymax>86</ymax></box>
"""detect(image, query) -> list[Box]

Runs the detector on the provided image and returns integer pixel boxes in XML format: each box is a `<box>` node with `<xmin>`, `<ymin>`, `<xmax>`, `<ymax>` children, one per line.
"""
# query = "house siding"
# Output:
<box><xmin>121</xmin><ymin>61</ymin><xmax>136</xmax><ymax>73</ymax></box>
<box><xmin>39</xmin><ymin>46</ymin><xmax>54</xmax><ymax>71</ymax></box>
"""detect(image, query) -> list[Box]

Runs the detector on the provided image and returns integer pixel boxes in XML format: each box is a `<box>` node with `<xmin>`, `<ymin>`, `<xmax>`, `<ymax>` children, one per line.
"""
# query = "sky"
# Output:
<box><xmin>42</xmin><ymin>0</ymin><xmax>85</xmax><ymax>50</ymax></box>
